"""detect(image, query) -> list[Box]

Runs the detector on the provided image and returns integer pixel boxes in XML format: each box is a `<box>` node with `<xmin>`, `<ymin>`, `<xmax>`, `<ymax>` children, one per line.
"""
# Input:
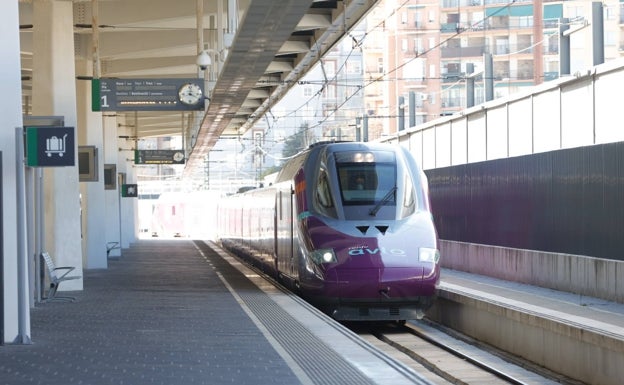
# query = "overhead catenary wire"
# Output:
<box><xmin>252</xmin><ymin>0</ymin><xmax>519</xmax><ymax>159</ymax></box>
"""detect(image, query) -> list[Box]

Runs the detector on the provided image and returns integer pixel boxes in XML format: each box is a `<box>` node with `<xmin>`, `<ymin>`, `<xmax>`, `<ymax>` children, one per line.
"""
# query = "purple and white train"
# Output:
<box><xmin>217</xmin><ymin>141</ymin><xmax>440</xmax><ymax>321</ymax></box>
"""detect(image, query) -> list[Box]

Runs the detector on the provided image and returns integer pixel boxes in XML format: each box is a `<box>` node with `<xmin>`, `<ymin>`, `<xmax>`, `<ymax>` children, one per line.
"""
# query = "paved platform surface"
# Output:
<box><xmin>0</xmin><ymin>240</ymin><xmax>431</xmax><ymax>385</ymax></box>
<box><xmin>441</xmin><ymin>268</ymin><xmax>624</xmax><ymax>335</ymax></box>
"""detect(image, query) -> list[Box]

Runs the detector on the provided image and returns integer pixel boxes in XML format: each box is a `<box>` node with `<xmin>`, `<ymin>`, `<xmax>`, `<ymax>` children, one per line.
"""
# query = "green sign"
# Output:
<box><xmin>92</xmin><ymin>78</ymin><xmax>205</xmax><ymax>112</ymax></box>
<box><xmin>25</xmin><ymin>126</ymin><xmax>75</xmax><ymax>167</ymax></box>
<box><xmin>121</xmin><ymin>184</ymin><xmax>138</xmax><ymax>198</ymax></box>
<box><xmin>134</xmin><ymin>150</ymin><xmax>185</xmax><ymax>165</ymax></box>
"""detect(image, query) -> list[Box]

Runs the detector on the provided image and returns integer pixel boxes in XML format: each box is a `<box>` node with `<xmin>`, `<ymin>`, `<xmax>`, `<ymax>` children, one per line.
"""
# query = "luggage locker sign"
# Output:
<box><xmin>25</xmin><ymin>126</ymin><xmax>75</xmax><ymax>167</ymax></box>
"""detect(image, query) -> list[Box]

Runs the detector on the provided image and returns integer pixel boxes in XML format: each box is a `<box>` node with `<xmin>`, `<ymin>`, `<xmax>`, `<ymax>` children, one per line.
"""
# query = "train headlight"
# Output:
<box><xmin>310</xmin><ymin>249</ymin><xmax>337</xmax><ymax>264</ymax></box>
<box><xmin>353</xmin><ymin>152</ymin><xmax>375</xmax><ymax>163</ymax></box>
<box><xmin>419</xmin><ymin>248</ymin><xmax>440</xmax><ymax>263</ymax></box>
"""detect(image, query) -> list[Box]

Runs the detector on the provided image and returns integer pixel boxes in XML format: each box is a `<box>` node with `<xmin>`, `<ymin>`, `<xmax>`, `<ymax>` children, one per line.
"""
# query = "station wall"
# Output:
<box><xmin>387</xmin><ymin>57</ymin><xmax>624</xmax><ymax>169</ymax></box>
<box><xmin>380</xmin><ymin>58</ymin><xmax>624</xmax><ymax>259</ymax></box>
<box><xmin>425</xmin><ymin>141</ymin><xmax>624</xmax><ymax>261</ymax></box>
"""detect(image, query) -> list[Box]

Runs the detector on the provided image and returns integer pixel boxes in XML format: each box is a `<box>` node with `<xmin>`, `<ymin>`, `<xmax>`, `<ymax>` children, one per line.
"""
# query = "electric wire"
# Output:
<box><xmin>242</xmin><ymin>0</ymin><xmax>520</xmax><ymax>161</ymax></box>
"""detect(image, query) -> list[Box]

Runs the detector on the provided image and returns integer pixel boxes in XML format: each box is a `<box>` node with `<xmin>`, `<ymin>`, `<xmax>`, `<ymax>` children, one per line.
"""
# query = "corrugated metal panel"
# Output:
<box><xmin>551</xmin><ymin>147</ymin><xmax>584</xmax><ymax>253</ymax></box>
<box><xmin>527</xmin><ymin>152</ymin><xmax>553</xmax><ymax>251</ymax></box>
<box><xmin>602</xmin><ymin>142</ymin><xmax>624</xmax><ymax>259</ymax></box>
<box><xmin>582</xmin><ymin>145</ymin><xmax>605</xmax><ymax>256</ymax></box>
<box><xmin>425</xmin><ymin>141</ymin><xmax>624</xmax><ymax>261</ymax></box>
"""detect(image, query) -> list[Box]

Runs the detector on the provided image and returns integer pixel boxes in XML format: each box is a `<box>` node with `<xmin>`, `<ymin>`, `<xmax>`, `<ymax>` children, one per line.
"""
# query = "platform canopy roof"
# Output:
<box><xmin>19</xmin><ymin>0</ymin><xmax>378</xmax><ymax>179</ymax></box>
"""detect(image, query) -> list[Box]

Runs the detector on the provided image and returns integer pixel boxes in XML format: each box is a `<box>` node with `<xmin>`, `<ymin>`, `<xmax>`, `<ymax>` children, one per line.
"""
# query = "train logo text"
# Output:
<box><xmin>347</xmin><ymin>247</ymin><xmax>406</xmax><ymax>256</ymax></box>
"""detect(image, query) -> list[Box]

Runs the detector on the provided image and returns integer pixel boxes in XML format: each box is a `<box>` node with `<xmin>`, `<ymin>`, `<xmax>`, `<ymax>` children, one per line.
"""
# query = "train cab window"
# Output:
<box><xmin>334</xmin><ymin>151</ymin><xmax>396</xmax><ymax>206</ymax></box>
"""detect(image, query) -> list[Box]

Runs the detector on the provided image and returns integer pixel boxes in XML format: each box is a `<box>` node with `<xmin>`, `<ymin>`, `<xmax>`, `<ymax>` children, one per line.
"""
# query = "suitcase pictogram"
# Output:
<box><xmin>45</xmin><ymin>134</ymin><xmax>68</xmax><ymax>157</ymax></box>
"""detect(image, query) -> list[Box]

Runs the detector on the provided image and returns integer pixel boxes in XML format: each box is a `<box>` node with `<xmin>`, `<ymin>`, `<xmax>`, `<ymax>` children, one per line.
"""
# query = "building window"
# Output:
<box><xmin>414</xmin><ymin>38</ymin><xmax>423</xmax><ymax>54</ymax></box>
<box><xmin>347</xmin><ymin>60</ymin><xmax>362</xmax><ymax>74</ymax></box>
<box><xmin>606</xmin><ymin>31</ymin><xmax>617</xmax><ymax>46</ymax></box>
<box><xmin>605</xmin><ymin>4</ymin><xmax>617</xmax><ymax>20</ymax></box>
<box><xmin>322</xmin><ymin>84</ymin><xmax>336</xmax><ymax>99</ymax></box>
<box><xmin>324</xmin><ymin>60</ymin><xmax>336</xmax><ymax>76</ymax></box>
<box><xmin>415</xmin><ymin>11</ymin><xmax>422</xmax><ymax>28</ymax></box>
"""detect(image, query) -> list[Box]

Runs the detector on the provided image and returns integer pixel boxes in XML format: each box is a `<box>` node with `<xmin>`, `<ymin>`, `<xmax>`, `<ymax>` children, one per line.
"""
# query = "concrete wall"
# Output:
<box><xmin>383</xmin><ymin>58</ymin><xmax>624</xmax><ymax>170</ymax></box>
<box><xmin>440</xmin><ymin>240</ymin><xmax>624</xmax><ymax>303</ymax></box>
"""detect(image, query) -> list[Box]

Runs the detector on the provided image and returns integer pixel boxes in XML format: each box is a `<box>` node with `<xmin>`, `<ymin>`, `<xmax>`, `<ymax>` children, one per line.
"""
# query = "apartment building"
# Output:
<box><xmin>364</xmin><ymin>0</ymin><xmax>624</xmax><ymax>135</ymax></box>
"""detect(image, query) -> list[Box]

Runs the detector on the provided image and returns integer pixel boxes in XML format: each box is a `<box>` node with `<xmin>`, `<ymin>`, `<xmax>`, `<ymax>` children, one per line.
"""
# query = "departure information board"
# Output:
<box><xmin>92</xmin><ymin>78</ymin><xmax>205</xmax><ymax>111</ymax></box>
<box><xmin>134</xmin><ymin>150</ymin><xmax>185</xmax><ymax>165</ymax></box>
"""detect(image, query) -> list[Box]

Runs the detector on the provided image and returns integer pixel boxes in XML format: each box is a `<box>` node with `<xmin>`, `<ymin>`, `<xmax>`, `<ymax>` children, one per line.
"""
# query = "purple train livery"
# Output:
<box><xmin>217</xmin><ymin>141</ymin><xmax>440</xmax><ymax>321</ymax></box>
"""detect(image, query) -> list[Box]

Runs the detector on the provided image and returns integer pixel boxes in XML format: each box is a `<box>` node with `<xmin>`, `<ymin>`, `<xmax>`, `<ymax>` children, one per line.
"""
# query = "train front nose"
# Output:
<box><xmin>317</xmin><ymin>265</ymin><xmax>438</xmax><ymax>321</ymax></box>
<box><xmin>333</xmin><ymin>266</ymin><xmax>435</xmax><ymax>300</ymax></box>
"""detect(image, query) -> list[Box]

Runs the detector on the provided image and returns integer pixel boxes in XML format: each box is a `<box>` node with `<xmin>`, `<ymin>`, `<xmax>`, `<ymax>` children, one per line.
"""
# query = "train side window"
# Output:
<box><xmin>315</xmin><ymin>169</ymin><xmax>337</xmax><ymax>218</ymax></box>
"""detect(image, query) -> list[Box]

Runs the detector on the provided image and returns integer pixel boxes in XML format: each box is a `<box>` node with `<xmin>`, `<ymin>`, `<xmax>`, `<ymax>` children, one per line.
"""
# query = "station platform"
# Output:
<box><xmin>0</xmin><ymin>240</ymin><xmax>432</xmax><ymax>385</ymax></box>
<box><xmin>434</xmin><ymin>269</ymin><xmax>624</xmax><ymax>385</ymax></box>
<box><xmin>440</xmin><ymin>268</ymin><xmax>624</xmax><ymax>332</ymax></box>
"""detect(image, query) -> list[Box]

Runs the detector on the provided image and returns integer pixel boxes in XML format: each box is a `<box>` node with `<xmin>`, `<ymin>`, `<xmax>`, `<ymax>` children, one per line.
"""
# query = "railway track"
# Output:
<box><xmin>350</xmin><ymin>320</ymin><xmax>580</xmax><ymax>385</ymax></box>
<box><xmin>214</xmin><ymin>243</ymin><xmax>580</xmax><ymax>385</ymax></box>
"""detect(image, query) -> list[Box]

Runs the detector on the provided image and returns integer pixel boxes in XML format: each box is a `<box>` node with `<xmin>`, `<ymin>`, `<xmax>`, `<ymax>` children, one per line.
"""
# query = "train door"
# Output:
<box><xmin>289</xmin><ymin>186</ymin><xmax>300</xmax><ymax>282</ymax></box>
<box><xmin>275</xmin><ymin>189</ymin><xmax>288</xmax><ymax>273</ymax></box>
<box><xmin>275</xmin><ymin>185</ymin><xmax>295</xmax><ymax>279</ymax></box>
<box><xmin>273</xmin><ymin>190</ymin><xmax>281</xmax><ymax>273</ymax></box>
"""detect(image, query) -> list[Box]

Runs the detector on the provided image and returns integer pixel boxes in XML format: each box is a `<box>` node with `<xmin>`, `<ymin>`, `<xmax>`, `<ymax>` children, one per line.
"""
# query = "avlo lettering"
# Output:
<box><xmin>348</xmin><ymin>247</ymin><xmax>405</xmax><ymax>256</ymax></box>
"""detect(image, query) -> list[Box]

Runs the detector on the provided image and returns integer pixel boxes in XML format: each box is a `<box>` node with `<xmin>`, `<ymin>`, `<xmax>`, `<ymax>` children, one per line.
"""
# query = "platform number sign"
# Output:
<box><xmin>25</xmin><ymin>126</ymin><xmax>75</xmax><ymax>167</ymax></box>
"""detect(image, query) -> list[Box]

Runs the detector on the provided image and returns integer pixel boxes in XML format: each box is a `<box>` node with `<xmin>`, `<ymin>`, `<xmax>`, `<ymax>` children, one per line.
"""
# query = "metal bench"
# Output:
<box><xmin>41</xmin><ymin>252</ymin><xmax>81</xmax><ymax>302</ymax></box>
<box><xmin>106</xmin><ymin>241</ymin><xmax>120</xmax><ymax>258</ymax></box>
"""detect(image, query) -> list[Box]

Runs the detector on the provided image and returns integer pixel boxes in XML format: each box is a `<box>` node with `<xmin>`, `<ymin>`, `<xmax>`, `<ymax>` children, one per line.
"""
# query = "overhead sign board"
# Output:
<box><xmin>134</xmin><ymin>150</ymin><xmax>185</xmax><ymax>165</ymax></box>
<box><xmin>25</xmin><ymin>126</ymin><xmax>75</xmax><ymax>167</ymax></box>
<box><xmin>93</xmin><ymin>78</ymin><xmax>205</xmax><ymax>112</ymax></box>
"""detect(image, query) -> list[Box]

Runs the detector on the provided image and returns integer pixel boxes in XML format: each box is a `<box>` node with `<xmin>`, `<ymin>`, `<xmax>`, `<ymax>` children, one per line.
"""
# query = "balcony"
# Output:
<box><xmin>494</xmin><ymin>69</ymin><xmax>535</xmax><ymax>81</ymax></box>
<box><xmin>543</xmin><ymin>72</ymin><xmax>559</xmax><ymax>81</ymax></box>
<box><xmin>441</xmin><ymin>46</ymin><xmax>486</xmax><ymax>58</ymax></box>
<box><xmin>441</xmin><ymin>22</ymin><xmax>486</xmax><ymax>34</ymax></box>
<box><xmin>441</xmin><ymin>72</ymin><xmax>464</xmax><ymax>83</ymax></box>
<box><xmin>441</xmin><ymin>0</ymin><xmax>484</xmax><ymax>9</ymax></box>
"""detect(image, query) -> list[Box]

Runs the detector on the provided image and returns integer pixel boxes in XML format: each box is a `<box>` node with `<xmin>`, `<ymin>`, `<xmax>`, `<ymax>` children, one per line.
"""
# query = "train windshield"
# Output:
<box><xmin>334</xmin><ymin>151</ymin><xmax>397</xmax><ymax>206</ymax></box>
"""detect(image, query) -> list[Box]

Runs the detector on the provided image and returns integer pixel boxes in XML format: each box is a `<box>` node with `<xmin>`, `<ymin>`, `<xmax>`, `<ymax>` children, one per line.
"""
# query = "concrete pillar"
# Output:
<box><xmin>408</xmin><ymin>92</ymin><xmax>416</xmax><ymax>128</ymax></box>
<box><xmin>592</xmin><ymin>2</ymin><xmax>604</xmax><ymax>67</ymax></box>
<box><xmin>466</xmin><ymin>63</ymin><xmax>475</xmax><ymax>108</ymax></box>
<box><xmin>117</xmin><ymin>123</ymin><xmax>138</xmax><ymax>248</ymax></box>
<box><xmin>559</xmin><ymin>18</ymin><xmax>570</xmax><ymax>76</ymax></box>
<box><xmin>76</xmin><ymin>59</ymin><xmax>107</xmax><ymax>269</ymax></box>
<box><xmin>103</xmin><ymin>115</ymin><xmax>122</xmax><ymax>257</ymax></box>
<box><xmin>1</xmin><ymin>0</ymin><xmax>24</xmax><ymax>344</ymax></box>
<box><xmin>398</xmin><ymin>96</ymin><xmax>405</xmax><ymax>131</ymax></box>
<box><xmin>484</xmin><ymin>53</ymin><xmax>494</xmax><ymax>102</ymax></box>
<box><xmin>32</xmin><ymin>1</ymin><xmax>83</xmax><ymax>290</ymax></box>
